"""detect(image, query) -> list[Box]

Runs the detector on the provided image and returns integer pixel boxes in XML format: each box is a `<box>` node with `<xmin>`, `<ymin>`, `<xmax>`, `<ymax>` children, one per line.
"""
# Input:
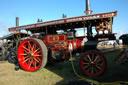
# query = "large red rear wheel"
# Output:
<box><xmin>17</xmin><ymin>38</ymin><xmax>47</xmax><ymax>72</ymax></box>
<box><xmin>80</xmin><ymin>50</ymin><xmax>106</xmax><ymax>77</ymax></box>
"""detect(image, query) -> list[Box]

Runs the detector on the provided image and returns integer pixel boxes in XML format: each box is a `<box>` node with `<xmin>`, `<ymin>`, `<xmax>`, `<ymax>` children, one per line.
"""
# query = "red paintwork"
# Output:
<box><xmin>43</xmin><ymin>34</ymin><xmax>67</xmax><ymax>46</ymax></box>
<box><xmin>68</xmin><ymin>39</ymin><xmax>82</xmax><ymax>50</ymax></box>
<box><xmin>8</xmin><ymin>11</ymin><xmax>117</xmax><ymax>32</ymax></box>
<box><xmin>43</xmin><ymin>34</ymin><xmax>83</xmax><ymax>51</ymax></box>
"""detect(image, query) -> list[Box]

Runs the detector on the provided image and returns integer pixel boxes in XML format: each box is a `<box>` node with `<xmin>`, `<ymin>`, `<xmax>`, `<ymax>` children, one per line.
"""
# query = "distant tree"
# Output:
<box><xmin>37</xmin><ymin>19</ymin><xmax>43</xmax><ymax>22</ymax></box>
<box><xmin>62</xmin><ymin>14</ymin><xmax>67</xmax><ymax>18</ymax></box>
<box><xmin>40</xmin><ymin>19</ymin><xmax>43</xmax><ymax>22</ymax></box>
<box><xmin>37</xmin><ymin>18</ymin><xmax>40</xmax><ymax>22</ymax></box>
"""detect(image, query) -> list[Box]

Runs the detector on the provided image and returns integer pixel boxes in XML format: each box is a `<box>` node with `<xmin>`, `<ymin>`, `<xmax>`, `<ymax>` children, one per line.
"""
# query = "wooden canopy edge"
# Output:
<box><xmin>8</xmin><ymin>11</ymin><xmax>117</xmax><ymax>32</ymax></box>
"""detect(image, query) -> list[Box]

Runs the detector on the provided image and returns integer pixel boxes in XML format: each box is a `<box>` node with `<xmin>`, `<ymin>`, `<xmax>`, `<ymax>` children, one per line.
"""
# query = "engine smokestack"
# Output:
<box><xmin>85</xmin><ymin>0</ymin><xmax>92</xmax><ymax>15</ymax></box>
<box><xmin>16</xmin><ymin>17</ymin><xmax>19</xmax><ymax>27</ymax></box>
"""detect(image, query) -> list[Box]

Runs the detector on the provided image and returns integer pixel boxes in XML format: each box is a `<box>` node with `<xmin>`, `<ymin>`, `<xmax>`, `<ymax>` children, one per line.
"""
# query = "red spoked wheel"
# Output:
<box><xmin>17</xmin><ymin>38</ymin><xmax>47</xmax><ymax>72</ymax></box>
<box><xmin>80</xmin><ymin>50</ymin><xmax>106</xmax><ymax>77</ymax></box>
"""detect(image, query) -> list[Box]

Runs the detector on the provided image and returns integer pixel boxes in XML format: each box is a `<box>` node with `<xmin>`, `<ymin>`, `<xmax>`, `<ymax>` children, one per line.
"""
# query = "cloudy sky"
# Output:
<box><xmin>0</xmin><ymin>0</ymin><xmax>128</xmax><ymax>38</ymax></box>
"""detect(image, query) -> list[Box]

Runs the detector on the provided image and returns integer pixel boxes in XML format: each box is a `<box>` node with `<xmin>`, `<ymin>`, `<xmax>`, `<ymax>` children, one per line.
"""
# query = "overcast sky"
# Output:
<box><xmin>0</xmin><ymin>0</ymin><xmax>128</xmax><ymax>38</ymax></box>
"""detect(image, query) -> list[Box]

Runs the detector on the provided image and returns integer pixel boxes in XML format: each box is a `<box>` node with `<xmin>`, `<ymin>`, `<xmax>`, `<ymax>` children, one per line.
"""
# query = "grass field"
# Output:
<box><xmin>0</xmin><ymin>48</ymin><xmax>128</xmax><ymax>85</ymax></box>
<box><xmin>0</xmin><ymin>61</ymin><xmax>79</xmax><ymax>85</ymax></box>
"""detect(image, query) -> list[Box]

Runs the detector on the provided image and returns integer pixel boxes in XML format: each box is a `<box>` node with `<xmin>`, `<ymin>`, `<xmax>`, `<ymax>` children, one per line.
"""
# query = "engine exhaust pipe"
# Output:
<box><xmin>16</xmin><ymin>17</ymin><xmax>19</xmax><ymax>27</ymax></box>
<box><xmin>85</xmin><ymin>0</ymin><xmax>92</xmax><ymax>15</ymax></box>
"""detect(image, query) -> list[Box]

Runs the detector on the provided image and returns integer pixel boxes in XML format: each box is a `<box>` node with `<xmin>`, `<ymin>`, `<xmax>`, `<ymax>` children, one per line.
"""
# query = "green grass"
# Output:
<box><xmin>0</xmin><ymin>49</ymin><xmax>128</xmax><ymax>85</ymax></box>
<box><xmin>0</xmin><ymin>61</ymin><xmax>78</xmax><ymax>85</ymax></box>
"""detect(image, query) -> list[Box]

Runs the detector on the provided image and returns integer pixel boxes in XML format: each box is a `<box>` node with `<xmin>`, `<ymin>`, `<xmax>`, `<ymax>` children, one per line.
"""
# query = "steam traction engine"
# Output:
<box><xmin>0</xmin><ymin>32</ymin><xmax>29</xmax><ymax>61</ymax></box>
<box><xmin>8</xmin><ymin>10</ymin><xmax>117</xmax><ymax>77</ymax></box>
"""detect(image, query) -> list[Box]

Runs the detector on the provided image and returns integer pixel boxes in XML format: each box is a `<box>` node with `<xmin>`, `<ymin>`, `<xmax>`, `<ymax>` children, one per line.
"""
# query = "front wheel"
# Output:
<box><xmin>17</xmin><ymin>38</ymin><xmax>47</xmax><ymax>72</ymax></box>
<box><xmin>80</xmin><ymin>50</ymin><xmax>106</xmax><ymax>77</ymax></box>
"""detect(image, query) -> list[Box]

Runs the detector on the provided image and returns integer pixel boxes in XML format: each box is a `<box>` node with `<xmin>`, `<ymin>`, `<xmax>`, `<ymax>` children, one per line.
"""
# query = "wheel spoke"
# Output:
<box><xmin>94</xmin><ymin>56</ymin><xmax>98</xmax><ymax>62</ymax></box>
<box><xmin>28</xmin><ymin>58</ymin><xmax>31</xmax><ymax>65</ymax></box>
<box><xmin>34</xmin><ymin>54</ymin><xmax>42</xmax><ymax>57</ymax></box>
<box><xmin>83</xmin><ymin>64</ymin><xmax>90</xmax><ymax>69</ymax></box>
<box><xmin>36</xmin><ymin>57</ymin><xmax>41</xmax><ymax>62</ymax></box>
<box><xmin>22</xmin><ymin>46</ymin><xmax>30</xmax><ymax>52</ymax></box>
<box><xmin>22</xmin><ymin>58</ymin><xmax>30</xmax><ymax>64</ymax></box>
<box><xmin>32</xmin><ymin>43</ymin><xmax>36</xmax><ymax>51</ymax></box>
<box><xmin>96</xmin><ymin>65</ymin><xmax>102</xmax><ymax>70</ymax></box>
<box><xmin>34</xmin><ymin>58</ymin><xmax>40</xmax><ymax>63</ymax></box>
<box><xmin>28</xmin><ymin>59</ymin><xmax>33</xmax><ymax>69</ymax></box>
<box><xmin>33</xmin><ymin>48</ymin><xmax>40</xmax><ymax>54</ymax></box>
<box><xmin>36</xmin><ymin>51</ymin><xmax>41</xmax><ymax>54</ymax></box>
<box><xmin>28</xmin><ymin>41</ymin><xmax>32</xmax><ymax>51</ymax></box>
<box><xmin>87</xmin><ymin>55</ymin><xmax>92</xmax><ymax>61</ymax></box>
<box><xmin>96</xmin><ymin>58</ymin><xmax>102</xmax><ymax>63</ymax></box>
<box><xmin>96</xmin><ymin>58</ymin><xmax>103</xmax><ymax>68</ymax></box>
<box><xmin>24</xmin><ymin>49</ymin><xmax>30</xmax><ymax>54</ymax></box>
<box><xmin>96</xmin><ymin>63</ymin><xmax>103</xmax><ymax>69</ymax></box>
<box><xmin>24</xmin><ymin>56</ymin><xmax>29</xmax><ymax>59</ymax></box>
<box><xmin>87</xmin><ymin>66</ymin><xmax>92</xmax><ymax>72</ymax></box>
<box><xmin>32</xmin><ymin>59</ymin><xmax>35</xmax><ymax>67</ymax></box>
<box><xmin>91</xmin><ymin>66</ymin><xmax>94</xmax><ymax>74</ymax></box>
<box><xmin>93</xmin><ymin>66</ymin><xmax>98</xmax><ymax>73</ymax></box>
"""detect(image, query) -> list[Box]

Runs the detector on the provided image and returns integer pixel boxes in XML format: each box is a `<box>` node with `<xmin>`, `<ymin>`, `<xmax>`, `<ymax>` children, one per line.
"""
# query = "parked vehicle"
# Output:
<box><xmin>0</xmin><ymin>32</ymin><xmax>30</xmax><ymax>63</ymax></box>
<box><xmin>8</xmin><ymin>10</ymin><xmax>118</xmax><ymax>77</ymax></box>
<box><xmin>119</xmin><ymin>34</ymin><xmax>128</xmax><ymax>45</ymax></box>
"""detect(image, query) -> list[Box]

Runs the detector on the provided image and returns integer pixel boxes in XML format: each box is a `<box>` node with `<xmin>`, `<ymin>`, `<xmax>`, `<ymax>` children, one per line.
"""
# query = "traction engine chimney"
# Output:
<box><xmin>85</xmin><ymin>0</ymin><xmax>92</xmax><ymax>15</ymax></box>
<box><xmin>16</xmin><ymin>17</ymin><xmax>19</xmax><ymax>27</ymax></box>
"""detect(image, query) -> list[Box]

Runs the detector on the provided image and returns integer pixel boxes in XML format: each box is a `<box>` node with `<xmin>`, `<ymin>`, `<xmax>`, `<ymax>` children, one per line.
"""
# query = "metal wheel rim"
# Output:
<box><xmin>80</xmin><ymin>51</ymin><xmax>106</xmax><ymax>77</ymax></box>
<box><xmin>18</xmin><ymin>39</ymin><xmax>43</xmax><ymax>72</ymax></box>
